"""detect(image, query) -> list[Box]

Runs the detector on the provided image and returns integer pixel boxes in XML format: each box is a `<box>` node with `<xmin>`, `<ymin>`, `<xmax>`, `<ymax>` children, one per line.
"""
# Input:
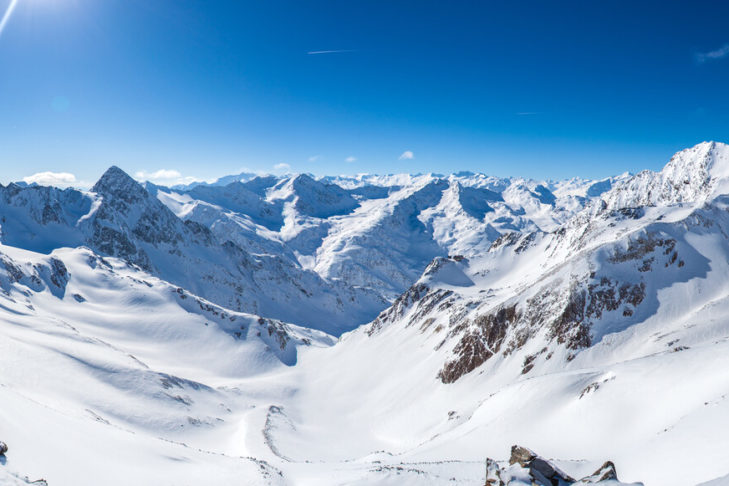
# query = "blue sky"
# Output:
<box><xmin>1</xmin><ymin>0</ymin><xmax>729</xmax><ymax>187</ymax></box>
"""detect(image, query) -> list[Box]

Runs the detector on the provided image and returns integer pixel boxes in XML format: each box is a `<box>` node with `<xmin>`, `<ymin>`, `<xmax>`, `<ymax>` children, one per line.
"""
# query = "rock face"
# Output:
<box><xmin>484</xmin><ymin>445</ymin><xmax>642</xmax><ymax>485</ymax></box>
<box><xmin>0</xmin><ymin>440</ymin><xmax>7</xmax><ymax>455</ymax></box>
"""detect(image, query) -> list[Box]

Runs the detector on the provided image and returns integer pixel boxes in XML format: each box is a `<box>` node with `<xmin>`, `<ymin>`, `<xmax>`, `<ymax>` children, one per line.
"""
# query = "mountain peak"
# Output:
<box><xmin>92</xmin><ymin>166</ymin><xmax>148</xmax><ymax>202</ymax></box>
<box><xmin>658</xmin><ymin>141</ymin><xmax>729</xmax><ymax>197</ymax></box>
<box><xmin>599</xmin><ymin>141</ymin><xmax>729</xmax><ymax>211</ymax></box>
<box><xmin>96</xmin><ymin>165</ymin><xmax>131</xmax><ymax>181</ymax></box>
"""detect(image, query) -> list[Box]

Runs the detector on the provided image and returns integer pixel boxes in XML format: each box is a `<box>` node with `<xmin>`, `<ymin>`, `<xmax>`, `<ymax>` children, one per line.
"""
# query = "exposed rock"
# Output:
<box><xmin>438</xmin><ymin>305</ymin><xmax>518</xmax><ymax>383</ymax></box>
<box><xmin>521</xmin><ymin>354</ymin><xmax>537</xmax><ymax>374</ymax></box>
<box><xmin>529</xmin><ymin>456</ymin><xmax>575</xmax><ymax>485</ymax></box>
<box><xmin>485</xmin><ymin>457</ymin><xmax>504</xmax><ymax>486</ymax></box>
<box><xmin>367</xmin><ymin>283</ymin><xmax>430</xmax><ymax>336</ymax></box>
<box><xmin>581</xmin><ymin>461</ymin><xmax>619</xmax><ymax>482</ymax></box>
<box><xmin>0</xmin><ymin>440</ymin><xmax>7</xmax><ymax>455</ymax></box>
<box><xmin>486</xmin><ymin>446</ymin><xmax>640</xmax><ymax>485</ymax></box>
<box><xmin>508</xmin><ymin>445</ymin><xmax>536</xmax><ymax>466</ymax></box>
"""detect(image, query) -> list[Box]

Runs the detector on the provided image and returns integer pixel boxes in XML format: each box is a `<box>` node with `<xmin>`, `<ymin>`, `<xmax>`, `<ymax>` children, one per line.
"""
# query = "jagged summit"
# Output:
<box><xmin>93</xmin><ymin>165</ymin><xmax>132</xmax><ymax>185</ymax></box>
<box><xmin>600</xmin><ymin>141</ymin><xmax>729</xmax><ymax>210</ymax></box>
<box><xmin>91</xmin><ymin>165</ymin><xmax>149</xmax><ymax>202</ymax></box>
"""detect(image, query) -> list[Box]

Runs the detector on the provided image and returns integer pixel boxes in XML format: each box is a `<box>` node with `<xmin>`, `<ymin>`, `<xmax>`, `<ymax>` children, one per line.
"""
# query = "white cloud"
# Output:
<box><xmin>308</xmin><ymin>155</ymin><xmax>320</xmax><ymax>162</ymax></box>
<box><xmin>345</xmin><ymin>156</ymin><xmax>357</xmax><ymax>163</ymax></box>
<box><xmin>23</xmin><ymin>171</ymin><xmax>77</xmax><ymax>187</ymax></box>
<box><xmin>134</xmin><ymin>169</ymin><xmax>182</xmax><ymax>181</ymax></box>
<box><xmin>696</xmin><ymin>44</ymin><xmax>729</xmax><ymax>63</ymax></box>
<box><xmin>274</xmin><ymin>163</ymin><xmax>291</xmax><ymax>171</ymax></box>
<box><xmin>398</xmin><ymin>150</ymin><xmax>414</xmax><ymax>160</ymax></box>
<box><xmin>134</xmin><ymin>169</ymin><xmax>208</xmax><ymax>187</ymax></box>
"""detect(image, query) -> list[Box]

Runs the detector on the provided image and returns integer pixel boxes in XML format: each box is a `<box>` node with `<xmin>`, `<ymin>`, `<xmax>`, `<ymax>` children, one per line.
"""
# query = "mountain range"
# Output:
<box><xmin>2</xmin><ymin>142</ymin><xmax>729</xmax><ymax>485</ymax></box>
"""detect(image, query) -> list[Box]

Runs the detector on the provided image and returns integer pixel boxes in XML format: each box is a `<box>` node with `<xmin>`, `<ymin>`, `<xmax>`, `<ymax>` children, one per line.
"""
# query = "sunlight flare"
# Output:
<box><xmin>0</xmin><ymin>0</ymin><xmax>18</xmax><ymax>38</ymax></box>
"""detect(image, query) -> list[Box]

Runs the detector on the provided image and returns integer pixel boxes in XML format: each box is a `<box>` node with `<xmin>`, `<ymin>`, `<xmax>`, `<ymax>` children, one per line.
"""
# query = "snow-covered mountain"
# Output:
<box><xmin>3</xmin><ymin>142</ymin><xmax>729</xmax><ymax>485</ymax></box>
<box><xmin>0</xmin><ymin>167</ymin><xmax>387</xmax><ymax>335</ymax></box>
<box><xmin>154</xmin><ymin>169</ymin><xmax>618</xmax><ymax>304</ymax></box>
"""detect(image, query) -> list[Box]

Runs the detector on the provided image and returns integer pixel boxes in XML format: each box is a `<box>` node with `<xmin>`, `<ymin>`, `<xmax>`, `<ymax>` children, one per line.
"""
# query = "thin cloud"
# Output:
<box><xmin>23</xmin><ymin>171</ymin><xmax>77</xmax><ymax>188</ymax></box>
<box><xmin>274</xmin><ymin>163</ymin><xmax>291</xmax><ymax>171</ymax></box>
<box><xmin>308</xmin><ymin>155</ymin><xmax>320</xmax><ymax>162</ymax></box>
<box><xmin>134</xmin><ymin>169</ymin><xmax>206</xmax><ymax>186</ymax></box>
<box><xmin>307</xmin><ymin>49</ymin><xmax>356</xmax><ymax>55</ymax></box>
<box><xmin>696</xmin><ymin>44</ymin><xmax>729</xmax><ymax>63</ymax></box>
<box><xmin>345</xmin><ymin>156</ymin><xmax>357</xmax><ymax>163</ymax></box>
<box><xmin>516</xmin><ymin>112</ymin><xmax>539</xmax><ymax>116</ymax></box>
<box><xmin>135</xmin><ymin>169</ymin><xmax>182</xmax><ymax>181</ymax></box>
<box><xmin>399</xmin><ymin>151</ymin><xmax>414</xmax><ymax>160</ymax></box>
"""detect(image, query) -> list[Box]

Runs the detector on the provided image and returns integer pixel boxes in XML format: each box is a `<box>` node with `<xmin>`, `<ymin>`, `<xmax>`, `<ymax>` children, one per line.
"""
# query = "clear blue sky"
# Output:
<box><xmin>1</xmin><ymin>0</ymin><xmax>729</xmax><ymax>186</ymax></box>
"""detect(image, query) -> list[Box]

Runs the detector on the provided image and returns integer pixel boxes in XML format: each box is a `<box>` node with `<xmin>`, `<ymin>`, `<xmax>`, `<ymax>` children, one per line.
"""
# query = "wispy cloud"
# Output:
<box><xmin>345</xmin><ymin>156</ymin><xmax>357</xmax><ymax>163</ymax></box>
<box><xmin>23</xmin><ymin>171</ymin><xmax>78</xmax><ymax>188</ymax></box>
<box><xmin>308</xmin><ymin>155</ymin><xmax>320</xmax><ymax>162</ymax></box>
<box><xmin>399</xmin><ymin>150</ymin><xmax>414</xmax><ymax>160</ymax></box>
<box><xmin>307</xmin><ymin>49</ymin><xmax>356</xmax><ymax>55</ymax></box>
<box><xmin>274</xmin><ymin>163</ymin><xmax>291</xmax><ymax>171</ymax></box>
<box><xmin>135</xmin><ymin>169</ymin><xmax>181</xmax><ymax>180</ymax></box>
<box><xmin>516</xmin><ymin>112</ymin><xmax>539</xmax><ymax>116</ymax></box>
<box><xmin>135</xmin><ymin>169</ymin><xmax>205</xmax><ymax>186</ymax></box>
<box><xmin>696</xmin><ymin>44</ymin><xmax>729</xmax><ymax>63</ymax></box>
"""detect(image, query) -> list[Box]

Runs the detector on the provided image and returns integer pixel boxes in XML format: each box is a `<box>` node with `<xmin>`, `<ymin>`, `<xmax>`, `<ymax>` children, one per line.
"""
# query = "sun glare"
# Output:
<box><xmin>0</xmin><ymin>0</ymin><xmax>19</xmax><ymax>38</ymax></box>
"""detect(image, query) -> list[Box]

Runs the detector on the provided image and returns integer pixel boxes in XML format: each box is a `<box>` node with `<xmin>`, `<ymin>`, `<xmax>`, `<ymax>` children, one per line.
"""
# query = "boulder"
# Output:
<box><xmin>485</xmin><ymin>457</ymin><xmax>505</xmax><ymax>486</ymax></box>
<box><xmin>580</xmin><ymin>461</ymin><xmax>619</xmax><ymax>483</ymax></box>
<box><xmin>487</xmin><ymin>445</ymin><xmax>639</xmax><ymax>485</ymax></box>
<box><xmin>508</xmin><ymin>445</ymin><xmax>536</xmax><ymax>466</ymax></box>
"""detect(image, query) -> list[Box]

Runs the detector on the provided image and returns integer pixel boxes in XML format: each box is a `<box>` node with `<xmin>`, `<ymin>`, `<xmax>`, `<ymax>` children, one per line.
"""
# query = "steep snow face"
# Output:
<box><xmin>600</xmin><ymin>141</ymin><xmax>729</xmax><ymax>210</ymax></box>
<box><xmin>185</xmin><ymin>182</ymin><xmax>285</xmax><ymax>231</ymax></box>
<box><xmin>286</xmin><ymin>174</ymin><xmax>360</xmax><ymax>219</ymax></box>
<box><xmin>313</xmin><ymin>177</ymin><xmax>451</xmax><ymax>297</ymax></box>
<box><xmin>0</xmin><ymin>184</ymin><xmax>95</xmax><ymax>252</ymax></box>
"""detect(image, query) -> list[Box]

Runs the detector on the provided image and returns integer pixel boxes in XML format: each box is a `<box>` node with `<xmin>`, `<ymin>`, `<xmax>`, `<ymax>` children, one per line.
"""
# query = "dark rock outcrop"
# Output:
<box><xmin>483</xmin><ymin>445</ymin><xmax>640</xmax><ymax>485</ymax></box>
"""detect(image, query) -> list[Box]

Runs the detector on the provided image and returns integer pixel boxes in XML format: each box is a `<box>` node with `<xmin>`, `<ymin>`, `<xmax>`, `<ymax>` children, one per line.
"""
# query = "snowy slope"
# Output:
<box><xmin>4</xmin><ymin>142</ymin><xmax>729</xmax><ymax>485</ymax></box>
<box><xmin>0</xmin><ymin>244</ymin><xmax>331</xmax><ymax>486</ymax></box>
<box><xmin>281</xmin><ymin>141</ymin><xmax>729</xmax><ymax>485</ymax></box>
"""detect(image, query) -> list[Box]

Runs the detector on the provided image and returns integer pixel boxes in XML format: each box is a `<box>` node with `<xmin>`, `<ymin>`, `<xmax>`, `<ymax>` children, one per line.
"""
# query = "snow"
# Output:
<box><xmin>3</xmin><ymin>142</ymin><xmax>729</xmax><ymax>484</ymax></box>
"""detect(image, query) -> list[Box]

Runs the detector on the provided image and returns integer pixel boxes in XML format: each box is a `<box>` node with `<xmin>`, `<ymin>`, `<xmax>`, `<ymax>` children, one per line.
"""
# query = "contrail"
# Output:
<box><xmin>307</xmin><ymin>49</ymin><xmax>356</xmax><ymax>55</ymax></box>
<box><xmin>0</xmin><ymin>0</ymin><xmax>19</xmax><ymax>38</ymax></box>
